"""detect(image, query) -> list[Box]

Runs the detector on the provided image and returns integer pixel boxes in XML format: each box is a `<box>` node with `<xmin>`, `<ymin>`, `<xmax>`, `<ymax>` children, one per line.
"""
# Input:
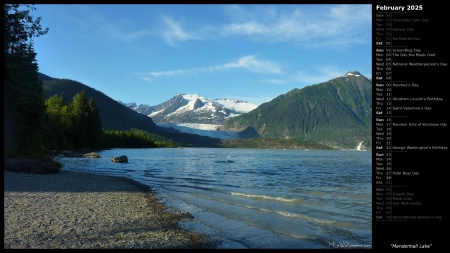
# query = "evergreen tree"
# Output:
<box><xmin>44</xmin><ymin>92</ymin><xmax>103</xmax><ymax>150</ymax></box>
<box><xmin>45</xmin><ymin>94</ymin><xmax>67</xmax><ymax>150</ymax></box>
<box><xmin>4</xmin><ymin>4</ymin><xmax>49</xmax><ymax>157</ymax></box>
<box><xmin>87</xmin><ymin>98</ymin><xmax>103</xmax><ymax>148</ymax></box>
<box><xmin>69</xmin><ymin>91</ymin><xmax>90</xmax><ymax>149</ymax></box>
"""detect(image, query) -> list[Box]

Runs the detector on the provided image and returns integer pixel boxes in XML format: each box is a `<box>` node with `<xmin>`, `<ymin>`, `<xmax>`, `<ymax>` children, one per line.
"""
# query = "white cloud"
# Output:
<box><xmin>160</xmin><ymin>16</ymin><xmax>199</xmax><ymax>46</ymax></box>
<box><xmin>99</xmin><ymin>23</ymin><xmax>149</xmax><ymax>42</ymax></box>
<box><xmin>221</xmin><ymin>5</ymin><xmax>371</xmax><ymax>48</ymax></box>
<box><xmin>75</xmin><ymin>12</ymin><xmax>149</xmax><ymax>43</ymax></box>
<box><xmin>147</xmin><ymin>68</ymin><xmax>188</xmax><ymax>77</ymax></box>
<box><xmin>142</xmin><ymin>77</ymin><xmax>153</xmax><ymax>83</ymax></box>
<box><xmin>153</xmin><ymin>5</ymin><xmax>370</xmax><ymax>48</ymax></box>
<box><xmin>216</xmin><ymin>55</ymin><xmax>282</xmax><ymax>74</ymax></box>
<box><xmin>142</xmin><ymin>55</ymin><xmax>282</xmax><ymax>79</ymax></box>
<box><xmin>222</xmin><ymin>22</ymin><xmax>268</xmax><ymax>36</ymax></box>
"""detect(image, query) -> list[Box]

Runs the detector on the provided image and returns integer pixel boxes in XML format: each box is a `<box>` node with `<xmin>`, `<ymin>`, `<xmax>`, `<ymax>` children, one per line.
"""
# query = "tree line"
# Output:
<box><xmin>45</xmin><ymin>91</ymin><xmax>179</xmax><ymax>150</ymax></box>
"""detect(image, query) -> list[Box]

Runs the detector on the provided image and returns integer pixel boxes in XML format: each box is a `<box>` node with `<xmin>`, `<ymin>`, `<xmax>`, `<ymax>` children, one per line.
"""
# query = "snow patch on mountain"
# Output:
<box><xmin>214</xmin><ymin>98</ymin><xmax>257</xmax><ymax>113</ymax></box>
<box><xmin>149</xmin><ymin>109</ymin><xmax>163</xmax><ymax>117</ymax></box>
<box><xmin>345</xmin><ymin>71</ymin><xmax>361</xmax><ymax>77</ymax></box>
<box><xmin>168</xmin><ymin>97</ymin><xmax>215</xmax><ymax>117</ymax></box>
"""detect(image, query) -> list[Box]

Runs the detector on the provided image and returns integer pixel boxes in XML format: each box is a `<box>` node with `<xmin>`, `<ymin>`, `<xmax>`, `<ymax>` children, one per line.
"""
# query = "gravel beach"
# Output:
<box><xmin>3</xmin><ymin>170</ymin><xmax>219</xmax><ymax>249</ymax></box>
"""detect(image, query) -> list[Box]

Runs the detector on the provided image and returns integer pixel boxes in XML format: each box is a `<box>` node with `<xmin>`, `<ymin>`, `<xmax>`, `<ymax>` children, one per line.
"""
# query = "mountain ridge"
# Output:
<box><xmin>120</xmin><ymin>94</ymin><xmax>258</xmax><ymax>125</ymax></box>
<box><xmin>223</xmin><ymin>71</ymin><xmax>372</xmax><ymax>150</ymax></box>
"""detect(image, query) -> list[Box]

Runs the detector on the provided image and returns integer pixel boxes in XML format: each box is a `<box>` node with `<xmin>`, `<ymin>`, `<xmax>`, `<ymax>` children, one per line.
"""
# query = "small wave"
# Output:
<box><xmin>277</xmin><ymin>211</ymin><xmax>335</xmax><ymax>224</ymax></box>
<box><xmin>235</xmin><ymin>203</ymin><xmax>336</xmax><ymax>225</ymax></box>
<box><xmin>179</xmin><ymin>177</ymin><xmax>216</xmax><ymax>183</ymax></box>
<box><xmin>230</xmin><ymin>192</ymin><xmax>296</xmax><ymax>203</ymax></box>
<box><xmin>289</xmin><ymin>234</ymin><xmax>317</xmax><ymax>240</ymax></box>
<box><xmin>182</xmin><ymin>192</ymin><xmax>338</xmax><ymax>226</ymax></box>
<box><xmin>215</xmin><ymin>160</ymin><xmax>235</xmax><ymax>163</ymax></box>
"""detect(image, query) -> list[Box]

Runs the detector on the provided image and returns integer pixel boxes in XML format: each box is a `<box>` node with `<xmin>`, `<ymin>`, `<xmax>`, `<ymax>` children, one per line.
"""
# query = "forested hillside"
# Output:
<box><xmin>40</xmin><ymin>74</ymin><xmax>221</xmax><ymax>148</ymax></box>
<box><xmin>40</xmin><ymin>74</ymin><xmax>159</xmax><ymax>133</ymax></box>
<box><xmin>223</xmin><ymin>72</ymin><xmax>372</xmax><ymax>149</ymax></box>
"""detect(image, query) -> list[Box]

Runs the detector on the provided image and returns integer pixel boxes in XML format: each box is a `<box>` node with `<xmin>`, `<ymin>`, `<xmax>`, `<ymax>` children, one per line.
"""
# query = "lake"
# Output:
<box><xmin>55</xmin><ymin>148</ymin><xmax>372</xmax><ymax>249</ymax></box>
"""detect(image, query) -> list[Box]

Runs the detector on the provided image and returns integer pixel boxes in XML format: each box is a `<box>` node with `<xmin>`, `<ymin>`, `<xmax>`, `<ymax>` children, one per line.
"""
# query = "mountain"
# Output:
<box><xmin>119</xmin><ymin>94</ymin><xmax>258</xmax><ymax>140</ymax></box>
<box><xmin>118</xmin><ymin>102</ymin><xmax>155</xmax><ymax>116</ymax></box>
<box><xmin>122</xmin><ymin>94</ymin><xmax>257</xmax><ymax>125</ymax></box>
<box><xmin>39</xmin><ymin>73</ymin><xmax>222</xmax><ymax>147</ymax></box>
<box><xmin>222</xmin><ymin>71</ymin><xmax>372</xmax><ymax>150</ymax></box>
<box><xmin>40</xmin><ymin>73</ymin><xmax>159</xmax><ymax>133</ymax></box>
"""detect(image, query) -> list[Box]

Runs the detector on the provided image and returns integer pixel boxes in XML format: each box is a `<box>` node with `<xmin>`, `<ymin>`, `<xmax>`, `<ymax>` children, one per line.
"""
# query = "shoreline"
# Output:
<box><xmin>4</xmin><ymin>170</ymin><xmax>219</xmax><ymax>249</ymax></box>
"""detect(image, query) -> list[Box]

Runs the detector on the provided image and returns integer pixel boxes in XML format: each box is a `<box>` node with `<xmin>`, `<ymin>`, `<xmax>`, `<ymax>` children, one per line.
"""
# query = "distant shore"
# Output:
<box><xmin>4</xmin><ymin>170</ymin><xmax>218</xmax><ymax>249</ymax></box>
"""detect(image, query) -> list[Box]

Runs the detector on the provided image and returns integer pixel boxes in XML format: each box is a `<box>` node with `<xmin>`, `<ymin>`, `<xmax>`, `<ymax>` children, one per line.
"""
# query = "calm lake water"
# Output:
<box><xmin>55</xmin><ymin>148</ymin><xmax>372</xmax><ymax>249</ymax></box>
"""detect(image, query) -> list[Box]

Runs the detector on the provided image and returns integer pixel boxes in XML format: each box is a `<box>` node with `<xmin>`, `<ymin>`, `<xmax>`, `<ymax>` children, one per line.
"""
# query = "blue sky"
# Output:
<box><xmin>33</xmin><ymin>4</ymin><xmax>372</xmax><ymax>106</ymax></box>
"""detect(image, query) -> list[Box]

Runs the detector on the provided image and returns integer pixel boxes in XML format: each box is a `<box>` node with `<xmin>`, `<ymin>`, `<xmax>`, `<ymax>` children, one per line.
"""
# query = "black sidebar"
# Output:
<box><xmin>373</xmin><ymin>1</ymin><xmax>448</xmax><ymax>251</ymax></box>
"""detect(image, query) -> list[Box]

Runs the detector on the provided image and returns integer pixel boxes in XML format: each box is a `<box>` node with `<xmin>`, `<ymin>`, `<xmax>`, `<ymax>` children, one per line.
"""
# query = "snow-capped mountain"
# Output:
<box><xmin>123</xmin><ymin>94</ymin><xmax>257</xmax><ymax>125</ymax></box>
<box><xmin>119</xmin><ymin>94</ymin><xmax>257</xmax><ymax>139</ymax></box>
